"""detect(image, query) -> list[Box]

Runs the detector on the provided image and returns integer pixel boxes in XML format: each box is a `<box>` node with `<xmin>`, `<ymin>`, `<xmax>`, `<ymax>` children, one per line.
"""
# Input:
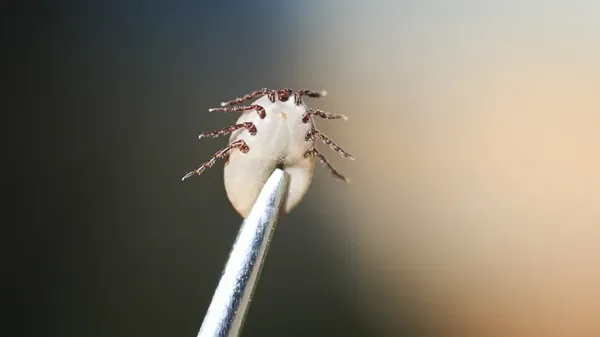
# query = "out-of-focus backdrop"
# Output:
<box><xmin>6</xmin><ymin>1</ymin><xmax>600</xmax><ymax>337</ymax></box>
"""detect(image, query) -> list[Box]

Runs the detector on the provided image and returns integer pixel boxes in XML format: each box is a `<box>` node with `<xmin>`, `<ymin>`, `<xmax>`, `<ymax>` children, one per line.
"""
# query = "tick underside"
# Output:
<box><xmin>182</xmin><ymin>88</ymin><xmax>353</xmax><ymax>182</ymax></box>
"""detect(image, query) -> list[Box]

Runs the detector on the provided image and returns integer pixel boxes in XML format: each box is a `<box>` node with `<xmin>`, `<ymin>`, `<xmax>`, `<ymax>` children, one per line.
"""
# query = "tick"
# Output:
<box><xmin>182</xmin><ymin>88</ymin><xmax>354</xmax><ymax>218</ymax></box>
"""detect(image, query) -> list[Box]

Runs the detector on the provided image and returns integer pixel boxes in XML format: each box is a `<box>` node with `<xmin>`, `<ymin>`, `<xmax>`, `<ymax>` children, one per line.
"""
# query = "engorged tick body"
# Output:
<box><xmin>182</xmin><ymin>88</ymin><xmax>353</xmax><ymax>218</ymax></box>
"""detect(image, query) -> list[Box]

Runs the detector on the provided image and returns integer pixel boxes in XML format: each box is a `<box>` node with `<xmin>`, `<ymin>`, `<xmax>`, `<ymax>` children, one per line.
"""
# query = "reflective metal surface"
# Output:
<box><xmin>197</xmin><ymin>168</ymin><xmax>289</xmax><ymax>337</ymax></box>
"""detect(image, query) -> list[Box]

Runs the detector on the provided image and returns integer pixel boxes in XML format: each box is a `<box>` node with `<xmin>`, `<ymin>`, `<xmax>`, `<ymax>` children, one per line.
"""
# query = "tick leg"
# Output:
<box><xmin>302</xmin><ymin>108</ymin><xmax>348</xmax><ymax>123</ymax></box>
<box><xmin>305</xmin><ymin>148</ymin><xmax>350</xmax><ymax>183</ymax></box>
<box><xmin>198</xmin><ymin>122</ymin><xmax>257</xmax><ymax>139</ymax></box>
<box><xmin>209</xmin><ymin>104</ymin><xmax>267</xmax><ymax>119</ymax></box>
<box><xmin>182</xmin><ymin>140</ymin><xmax>249</xmax><ymax>181</ymax></box>
<box><xmin>306</xmin><ymin>128</ymin><xmax>355</xmax><ymax>160</ymax></box>
<box><xmin>220</xmin><ymin>88</ymin><xmax>276</xmax><ymax>106</ymax></box>
<box><xmin>294</xmin><ymin>89</ymin><xmax>328</xmax><ymax>105</ymax></box>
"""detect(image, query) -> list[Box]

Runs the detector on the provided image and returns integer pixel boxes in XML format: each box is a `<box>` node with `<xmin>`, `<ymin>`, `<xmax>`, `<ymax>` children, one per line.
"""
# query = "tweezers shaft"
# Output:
<box><xmin>197</xmin><ymin>169</ymin><xmax>289</xmax><ymax>337</ymax></box>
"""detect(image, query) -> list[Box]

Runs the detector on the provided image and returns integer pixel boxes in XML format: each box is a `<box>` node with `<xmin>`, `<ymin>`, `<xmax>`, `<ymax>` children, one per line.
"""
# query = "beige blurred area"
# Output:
<box><xmin>298</xmin><ymin>1</ymin><xmax>600</xmax><ymax>336</ymax></box>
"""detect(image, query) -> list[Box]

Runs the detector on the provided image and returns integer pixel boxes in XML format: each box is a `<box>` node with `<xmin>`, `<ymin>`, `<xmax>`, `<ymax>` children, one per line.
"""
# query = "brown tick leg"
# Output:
<box><xmin>220</xmin><ymin>88</ymin><xmax>276</xmax><ymax>106</ymax></box>
<box><xmin>198</xmin><ymin>122</ymin><xmax>257</xmax><ymax>139</ymax></box>
<box><xmin>182</xmin><ymin>140</ymin><xmax>249</xmax><ymax>181</ymax></box>
<box><xmin>294</xmin><ymin>89</ymin><xmax>328</xmax><ymax>105</ymax></box>
<box><xmin>302</xmin><ymin>108</ymin><xmax>348</xmax><ymax>123</ymax></box>
<box><xmin>306</xmin><ymin>128</ymin><xmax>355</xmax><ymax>160</ymax></box>
<box><xmin>209</xmin><ymin>104</ymin><xmax>266</xmax><ymax>119</ymax></box>
<box><xmin>305</xmin><ymin>148</ymin><xmax>350</xmax><ymax>183</ymax></box>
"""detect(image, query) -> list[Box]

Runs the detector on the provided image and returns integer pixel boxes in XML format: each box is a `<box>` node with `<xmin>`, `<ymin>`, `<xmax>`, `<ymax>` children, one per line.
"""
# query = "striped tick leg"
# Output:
<box><xmin>182</xmin><ymin>140</ymin><xmax>249</xmax><ymax>181</ymax></box>
<box><xmin>219</xmin><ymin>88</ymin><xmax>276</xmax><ymax>106</ymax></box>
<box><xmin>305</xmin><ymin>148</ymin><xmax>350</xmax><ymax>183</ymax></box>
<box><xmin>306</xmin><ymin>128</ymin><xmax>355</xmax><ymax>160</ymax></box>
<box><xmin>294</xmin><ymin>89</ymin><xmax>328</xmax><ymax>105</ymax></box>
<box><xmin>209</xmin><ymin>104</ymin><xmax>267</xmax><ymax>119</ymax></box>
<box><xmin>198</xmin><ymin>122</ymin><xmax>257</xmax><ymax>139</ymax></box>
<box><xmin>302</xmin><ymin>108</ymin><xmax>348</xmax><ymax>123</ymax></box>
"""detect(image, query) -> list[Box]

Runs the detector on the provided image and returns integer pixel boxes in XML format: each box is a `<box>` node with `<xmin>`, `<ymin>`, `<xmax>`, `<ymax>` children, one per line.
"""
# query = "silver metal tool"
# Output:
<box><xmin>197</xmin><ymin>168</ymin><xmax>289</xmax><ymax>337</ymax></box>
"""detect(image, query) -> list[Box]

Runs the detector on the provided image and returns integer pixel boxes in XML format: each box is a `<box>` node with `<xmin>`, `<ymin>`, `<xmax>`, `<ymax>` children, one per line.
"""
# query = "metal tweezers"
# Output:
<box><xmin>197</xmin><ymin>168</ymin><xmax>290</xmax><ymax>337</ymax></box>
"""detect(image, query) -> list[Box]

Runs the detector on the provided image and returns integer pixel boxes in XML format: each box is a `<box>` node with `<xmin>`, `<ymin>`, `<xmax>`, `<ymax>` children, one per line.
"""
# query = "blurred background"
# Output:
<box><xmin>5</xmin><ymin>1</ymin><xmax>600</xmax><ymax>336</ymax></box>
